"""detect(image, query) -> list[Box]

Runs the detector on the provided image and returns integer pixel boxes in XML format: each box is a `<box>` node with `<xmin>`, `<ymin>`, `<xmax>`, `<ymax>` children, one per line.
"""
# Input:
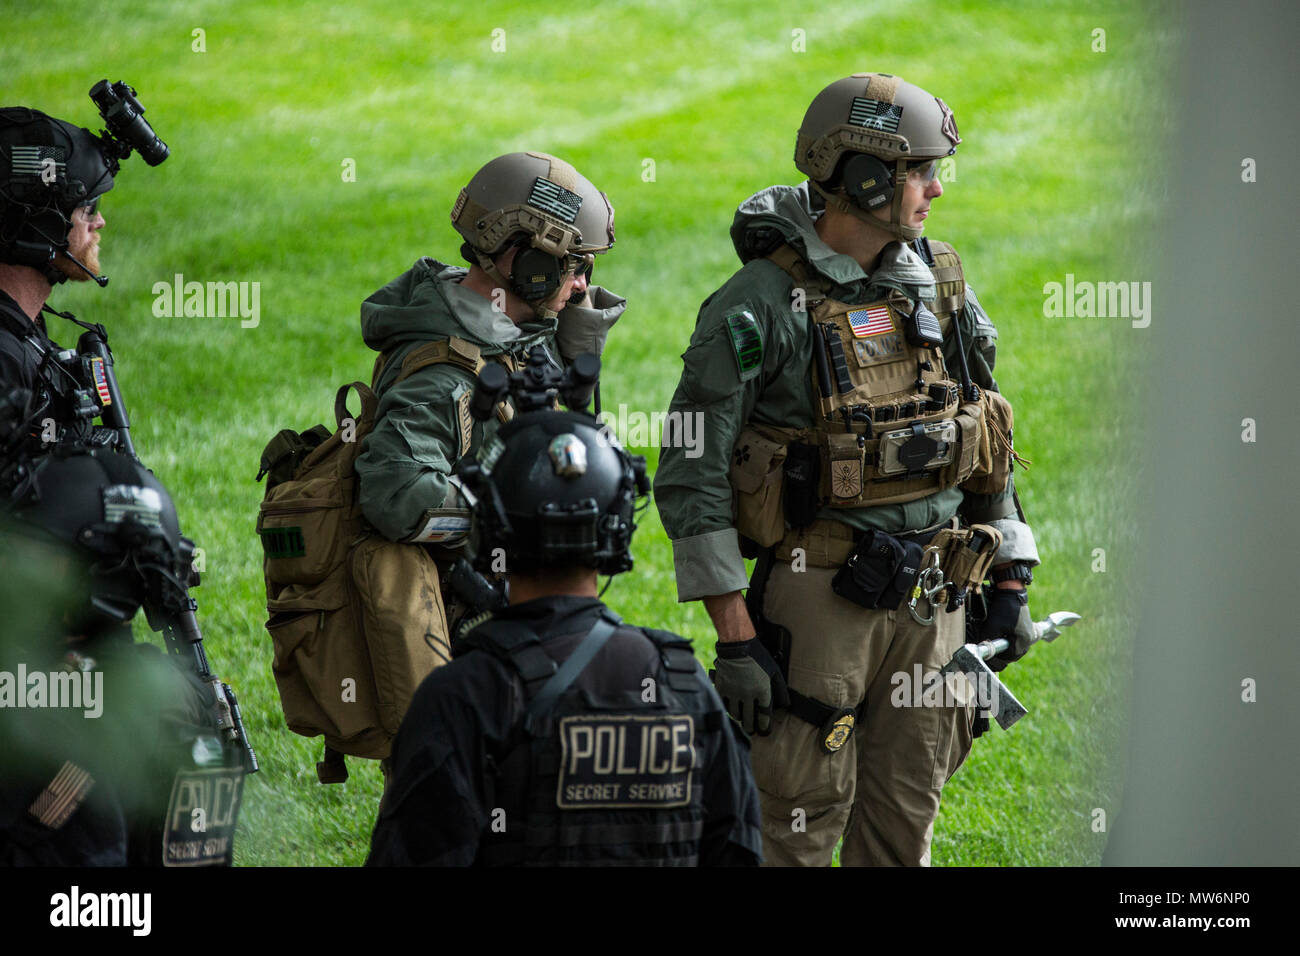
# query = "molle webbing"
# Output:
<box><xmin>751</xmin><ymin>245</ymin><xmax>977</xmax><ymax>510</ymax></box>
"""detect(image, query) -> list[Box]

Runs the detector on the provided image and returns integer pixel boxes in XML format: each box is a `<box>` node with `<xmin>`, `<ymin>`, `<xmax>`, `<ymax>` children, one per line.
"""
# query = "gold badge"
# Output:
<box><xmin>822</xmin><ymin>713</ymin><xmax>855</xmax><ymax>753</ymax></box>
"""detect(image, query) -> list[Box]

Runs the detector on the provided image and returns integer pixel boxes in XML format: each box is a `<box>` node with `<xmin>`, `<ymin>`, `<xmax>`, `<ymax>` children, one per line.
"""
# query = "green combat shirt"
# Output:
<box><xmin>655</xmin><ymin>183</ymin><xmax>1038</xmax><ymax>602</ymax></box>
<box><xmin>355</xmin><ymin>257</ymin><xmax>625</xmax><ymax>543</ymax></box>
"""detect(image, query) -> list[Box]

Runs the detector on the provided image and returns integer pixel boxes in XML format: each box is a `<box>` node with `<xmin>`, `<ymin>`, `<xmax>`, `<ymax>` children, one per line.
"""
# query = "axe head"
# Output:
<box><xmin>1035</xmin><ymin>611</ymin><xmax>1082</xmax><ymax>643</ymax></box>
<box><xmin>939</xmin><ymin>644</ymin><xmax>1029</xmax><ymax>730</ymax></box>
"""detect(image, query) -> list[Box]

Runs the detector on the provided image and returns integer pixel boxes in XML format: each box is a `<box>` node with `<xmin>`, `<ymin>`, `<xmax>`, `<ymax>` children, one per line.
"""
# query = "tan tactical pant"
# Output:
<box><xmin>750</xmin><ymin>562</ymin><xmax>976</xmax><ymax>866</ymax></box>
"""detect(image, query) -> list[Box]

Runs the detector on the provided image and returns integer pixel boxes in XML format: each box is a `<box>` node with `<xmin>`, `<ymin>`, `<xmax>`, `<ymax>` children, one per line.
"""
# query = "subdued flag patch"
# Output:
<box><xmin>528</xmin><ymin>177</ymin><xmax>583</xmax><ymax>224</ymax></box>
<box><xmin>9</xmin><ymin>144</ymin><xmax>67</xmax><ymax>179</ymax></box>
<box><xmin>848</xmin><ymin>305</ymin><xmax>893</xmax><ymax>338</ymax></box>
<box><xmin>29</xmin><ymin>761</ymin><xmax>94</xmax><ymax>830</ymax></box>
<box><xmin>849</xmin><ymin>97</ymin><xmax>903</xmax><ymax>133</ymax></box>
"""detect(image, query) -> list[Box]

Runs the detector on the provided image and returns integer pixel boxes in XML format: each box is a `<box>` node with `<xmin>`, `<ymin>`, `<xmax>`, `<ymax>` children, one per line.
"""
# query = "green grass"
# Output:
<box><xmin>3</xmin><ymin>0</ymin><xmax>1173</xmax><ymax>865</ymax></box>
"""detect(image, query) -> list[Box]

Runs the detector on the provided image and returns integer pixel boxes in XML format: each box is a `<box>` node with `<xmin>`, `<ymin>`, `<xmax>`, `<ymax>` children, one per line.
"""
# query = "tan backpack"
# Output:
<box><xmin>256</xmin><ymin>347</ymin><xmax>474</xmax><ymax>782</ymax></box>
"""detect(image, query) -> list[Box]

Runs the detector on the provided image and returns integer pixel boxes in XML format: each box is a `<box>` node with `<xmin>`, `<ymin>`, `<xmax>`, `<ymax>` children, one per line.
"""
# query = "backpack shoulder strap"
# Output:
<box><xmin>457</xmin><ymin>618</ymin><xmax>557</xmax><ymax>694</ymax></box>
<box><xmin>638</xmin><ymin>628</ymin><xmax>702</xmax><ymax>694</ymax></box>
<box><xmin>921</xmin><ymin>238</ymin><xmax>967</xmax><ymax>316</ymax></box>
<box><xmin>765</xmin><ymin>243</ymin><xmax>830</xmax><ymax>300</ymax></box>
<box><xmin>521</xmin><ymin>615</ymin><xmax>620</xmax><ymax>733</ymax></box>
<box><xmin>370</xmin><ymin>335</ymin><xmax>487</xmax><ymax>392</ymax></box>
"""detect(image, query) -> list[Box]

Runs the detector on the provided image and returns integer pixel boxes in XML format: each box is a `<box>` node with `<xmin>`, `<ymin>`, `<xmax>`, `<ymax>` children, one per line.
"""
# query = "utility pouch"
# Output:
<box><xmin>928</xmin><ymin>523</ymin><xmax>1004</xmax><ymax>599</ymax></box>
<box><xmin>831</xmin><ymin>530</ymin><xmax>925</xmax><ymax>611</ymax></box>
<box><xmin>729</xmin><ymin>427</ymin><xmax>787</xmax><ymax>548</ymax></box>
<box><xmin>782</xmin><ymin>441</ymin><xmax>821</xmax><ymax>529</ymax></box>
<box><xmin>960</xmin><ymin>389</ymin><xmax>1020</xmax><ymax>495</ymax></box>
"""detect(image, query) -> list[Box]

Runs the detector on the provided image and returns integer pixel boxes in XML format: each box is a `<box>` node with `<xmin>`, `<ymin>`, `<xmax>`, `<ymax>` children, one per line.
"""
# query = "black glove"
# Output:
<box><xmin>710</xmin><ymin>638</ymin><xmax>789</xmax><ymax>735</ymax></box>
<box><xmin>982</xmin><ymin>587</ymin><xmax>1034</xmax><ymax>672</ymax></box>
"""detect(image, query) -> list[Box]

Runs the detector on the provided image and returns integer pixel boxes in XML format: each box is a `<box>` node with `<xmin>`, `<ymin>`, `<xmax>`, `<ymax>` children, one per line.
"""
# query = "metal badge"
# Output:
<box><xmin>821</xmin><ymin>711</ymin><xmax>856</xmax><ymax>753</ymax></box>
<box><xmin>548</xmin><ymin>433</ymin><xmax>588</xmax><ymax>477</ymax></box>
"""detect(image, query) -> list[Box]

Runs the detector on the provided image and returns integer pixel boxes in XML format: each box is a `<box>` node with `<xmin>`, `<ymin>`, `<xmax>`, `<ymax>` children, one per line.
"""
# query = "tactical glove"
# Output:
<box><xmin>711</xmin><ymin>638</ymin><xmax>789</xmax><ymax>735</ymax></box>
<box><xmin>983</xmin><ymin>588</ymin><xmax>1034</xmax><ymax>672</ymax></box>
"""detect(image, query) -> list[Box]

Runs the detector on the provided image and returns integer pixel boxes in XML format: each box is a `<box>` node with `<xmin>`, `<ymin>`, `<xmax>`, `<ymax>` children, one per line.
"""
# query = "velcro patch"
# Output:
<box><xmin>852</xmin><ymin>333</ymin><xmax>907</xmax><ymax>367</ymax></box>
<box><xmin>28</xmin><ymin>761</ymin><xmax>93</xmax><ymax>830</ymax></box>
<box><xmin>847</xmin><ymin>304</ymin><xmax>894</xmax><ymax>338</ymax></box>
<box><xmin>261</xmin><ymin>525</ymin><xmax>306</xmax><ymax>559</ymax></box>
<box><xmin>849</xmin><ymin>96</ymin><xmax>903</xmax><ymax>133</ymax></box>
<box><xmin>528</xmin><ymin>177</ymin><xmax>583</xmax><ymax>224</ymax></box>
<box><xmin>410</xmin><ymin>512</ymin><xmax>471</xmax><ymax>544</ymax></box>
<box><xmin>455</xmin><ymin>389</ymin><xmax>473</xmax><ymax>458</ymax></box>
<box><xmin>557</xmin><ymin>714</ymin><xmax>696</xmax><ymax>809</ymax></box>
<box><xmin>725</xmin><ymin>309</ymin><xmax>763</xmax><ymax>376</ymax></box>
<box><xmin>163</xmin><ymin>767</ymin><xmax>244</xmax><ymax>867</ymax></box>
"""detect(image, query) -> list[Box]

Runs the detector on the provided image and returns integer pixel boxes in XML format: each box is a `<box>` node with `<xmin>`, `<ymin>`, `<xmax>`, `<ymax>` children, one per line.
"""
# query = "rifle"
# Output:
<box><xmin>42</xmin><ymin>306</ymin><xmax>258</xmax><ymax>773</ymax></box>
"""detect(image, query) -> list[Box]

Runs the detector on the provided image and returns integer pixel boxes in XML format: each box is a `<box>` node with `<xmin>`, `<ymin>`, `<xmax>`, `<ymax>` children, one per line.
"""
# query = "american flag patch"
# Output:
<box><xmin>849</xmin><ymin>97</ymin><xmax>903</xmax><ymax>134</ymax></box>
<box><xmin>848</xmin><ymin>306</ymin><xmax>893</xmax><ymax>338</ymax></box>
<box><xmin>528</xmin><ymin>177</ymin><xmax>583</xmax><ymax>224</ymax></box>
<box><xmin>9</xmin><ymin>144</ymin><xmax>66</xmax><ymax>179</ymax></box>
<box><xmin>90</xmin><ymin>357</ymin><xmax>112</xmax><ymax>406</ymax></box>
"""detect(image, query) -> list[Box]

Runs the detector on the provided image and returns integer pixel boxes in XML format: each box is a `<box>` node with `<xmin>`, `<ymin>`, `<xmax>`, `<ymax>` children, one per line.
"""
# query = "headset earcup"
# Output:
<box><xmin>840</xmin><ymin>153</ymin><xmax>894</xmax><ymax>211</ymax></box>
<box><xmin>509</xmin><ymin>247</ymin><xmax>563</xmax><ymax>301</ymax></box>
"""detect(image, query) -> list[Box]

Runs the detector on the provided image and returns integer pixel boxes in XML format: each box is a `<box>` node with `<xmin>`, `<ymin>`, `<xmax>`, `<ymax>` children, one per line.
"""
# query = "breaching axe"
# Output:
<box><xmin>937</xmin><ymin>611</ymin><xmax>1082</xmax><ymax>730</ymax></box>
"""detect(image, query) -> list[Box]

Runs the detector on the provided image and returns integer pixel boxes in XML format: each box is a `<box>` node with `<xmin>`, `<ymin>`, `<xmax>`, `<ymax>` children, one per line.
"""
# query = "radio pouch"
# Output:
<box><xmin>831</xmin><ymin>530</ymin><xmax>925</xmax><ymax>610</ymax></box>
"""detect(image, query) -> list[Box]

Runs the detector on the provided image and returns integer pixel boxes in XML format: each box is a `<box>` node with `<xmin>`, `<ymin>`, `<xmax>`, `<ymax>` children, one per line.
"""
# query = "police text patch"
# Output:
<box><xmin>853</xmin><ymin>332</ymin><xmax>906</xmax><ymax>367</ymax></box>
<box><xmin>557</xmin><ymin>714</ymin><xmax>696</xmax><ymax>809</ymax></box>
<box><xmin>163</xmin><ymin>768</ymin><xmax>244</xmax><ymax>867</ymax></box>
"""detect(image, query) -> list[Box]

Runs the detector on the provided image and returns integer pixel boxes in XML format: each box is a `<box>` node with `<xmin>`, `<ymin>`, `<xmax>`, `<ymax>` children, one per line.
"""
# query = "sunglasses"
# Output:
<box><xmin>76</xmin><ymin>196</ymin><xmax>101</xmax><ymax>218</ymax></box>
<box><xmin>905</xmin><ymin>161</ymin><xmax>940</xmax><ymax>185</ymax></box>
<box><xmin>565</xmin><ymin>252</ymin><xmax>594</xmax><ymax>280</ymax></box>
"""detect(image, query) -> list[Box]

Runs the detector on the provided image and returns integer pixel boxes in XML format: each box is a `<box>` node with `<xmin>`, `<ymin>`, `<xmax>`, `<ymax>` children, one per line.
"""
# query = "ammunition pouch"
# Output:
<box><xmin>925</xmin><ymin>523</ymin><xmax>1004</xmax><ymax>605</ymax></box>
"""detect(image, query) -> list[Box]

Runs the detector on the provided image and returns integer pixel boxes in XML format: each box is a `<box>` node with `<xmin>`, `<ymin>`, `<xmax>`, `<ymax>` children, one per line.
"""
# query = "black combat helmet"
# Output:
<box><xmin>0</xmin><ymin>81</ymin><xmax>167</xmax><ymax>283</ymax></box>
<box><xmin>461</xmin><ymin>410</ymin><xmax>649</xmax><ymax>577</ymax></box>
<box><xmin>3</xmin><ymin>447</ymin><xmax>194</xmax><ymax>634</ymax></box>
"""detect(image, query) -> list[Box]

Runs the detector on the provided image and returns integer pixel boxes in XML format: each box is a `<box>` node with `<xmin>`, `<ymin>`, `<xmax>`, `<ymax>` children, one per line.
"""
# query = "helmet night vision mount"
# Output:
<box><xmin>455</xmin><ymin>347</ymin><xmax>650</xmax><ymax>577</ymax></box>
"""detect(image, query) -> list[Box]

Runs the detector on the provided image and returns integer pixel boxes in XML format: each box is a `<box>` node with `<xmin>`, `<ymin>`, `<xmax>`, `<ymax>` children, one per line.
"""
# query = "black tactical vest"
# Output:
<box><xmin>458</xmin><ymin>612</ymin><xmax>717</xmax><ymax>866</ymax></box>
<box><xmin>0</xmin><ymin>297</ymin><xmax>110</xmax><ymax>454</ymax></box>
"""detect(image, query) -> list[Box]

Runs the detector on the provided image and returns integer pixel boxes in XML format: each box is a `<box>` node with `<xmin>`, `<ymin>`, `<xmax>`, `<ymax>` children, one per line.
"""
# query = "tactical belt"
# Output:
<box><xmin>774</xmin><ymin>516</ymin><xmax>954</xmax><ymax>568</ymax></box>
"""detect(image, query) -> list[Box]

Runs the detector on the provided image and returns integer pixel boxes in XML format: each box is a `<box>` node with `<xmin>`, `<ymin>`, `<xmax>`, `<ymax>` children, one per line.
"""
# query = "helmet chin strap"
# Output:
<box><xmin>472</xmin><ymin>248</ymin><xmax>560</xmax><ymax>320</ymax></box>
<box><xmin>810</xmin><ymin>159</ymin><xmax>924</xmax><ymax>243</ymax></box>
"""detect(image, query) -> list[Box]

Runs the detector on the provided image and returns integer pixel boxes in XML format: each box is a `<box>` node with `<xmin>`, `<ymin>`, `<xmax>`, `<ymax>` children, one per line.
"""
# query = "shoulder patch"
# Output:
<box><xmin>725</xmin><ymin>308</ymin><xmax>764</xmax><ymax>377</ymax></box>
<box><xmin>453</xmin><ymin>384</ymin><xmax>474</xmax><ymax>457</ymax></box>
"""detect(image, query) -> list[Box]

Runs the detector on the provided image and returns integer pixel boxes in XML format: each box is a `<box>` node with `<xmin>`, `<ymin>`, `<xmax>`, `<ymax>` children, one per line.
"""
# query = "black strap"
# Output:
<box><xmin>316</xmin><ymin>745</ymin><xmax>348</xmax><ymax>784</ymax></box>
<box><xmin>522</xmin><ymin>616</ymin><xmax>618</xmax><ymax>734</ymax></box>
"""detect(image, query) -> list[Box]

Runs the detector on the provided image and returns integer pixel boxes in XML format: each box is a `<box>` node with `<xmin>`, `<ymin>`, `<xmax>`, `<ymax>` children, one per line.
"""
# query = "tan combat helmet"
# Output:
<box><xmin>451</xmin><ymin>151</ymin><xmax>615</xmax><ymax>314</ymax></box>
<box><xmin>795</xmin><ymin>73</ymin><xmax>961</xmax><ymax>241</ymax></box>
